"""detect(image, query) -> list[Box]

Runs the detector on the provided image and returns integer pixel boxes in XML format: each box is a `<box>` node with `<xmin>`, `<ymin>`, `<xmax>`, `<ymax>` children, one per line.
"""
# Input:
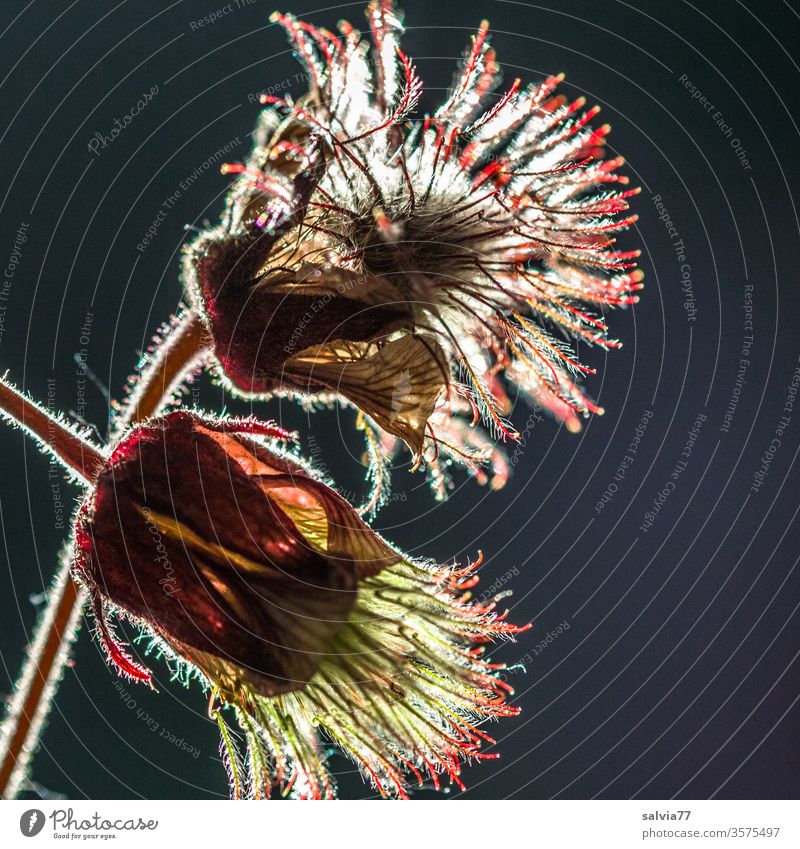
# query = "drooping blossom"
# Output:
<box><xmin>183</xmin><ymin>0</ymin><xmax>641</xmax><ymax>495</ymax></box>
<box><xmin>75</xmin><ymin>411</ymin><xmax>525</xmax><ymax>798</ymax></box>
<box><xmin>0</xmin><ymin>381</ymin><xmax>526</xmax><ymax>799</ymax></box>
<box><xmin>72</xmin><ymin>410</ymin><xmax>367</xmax><ymax>697</ymax></box>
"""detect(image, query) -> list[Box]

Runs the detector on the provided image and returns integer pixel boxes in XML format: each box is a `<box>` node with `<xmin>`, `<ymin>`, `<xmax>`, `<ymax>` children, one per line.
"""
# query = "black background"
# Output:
<box><xmin>0</xmin><ymin>0</ymin><xmax>798</xmax><ymax>800</ymax></box>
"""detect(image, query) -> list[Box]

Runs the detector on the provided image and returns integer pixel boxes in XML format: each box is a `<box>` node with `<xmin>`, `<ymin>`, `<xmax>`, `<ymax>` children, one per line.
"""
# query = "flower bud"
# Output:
<box><xmin>72</xmin><ymin>410</ymin><xmax>396</xmax><ymax>698</ymax></box>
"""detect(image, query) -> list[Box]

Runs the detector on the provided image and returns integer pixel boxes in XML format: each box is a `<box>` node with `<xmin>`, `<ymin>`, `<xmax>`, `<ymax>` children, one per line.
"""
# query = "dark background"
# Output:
<box><xmin>0</xmin><ymin>0</ymin><xmax>798</xmax><ymax>800</ymax></box>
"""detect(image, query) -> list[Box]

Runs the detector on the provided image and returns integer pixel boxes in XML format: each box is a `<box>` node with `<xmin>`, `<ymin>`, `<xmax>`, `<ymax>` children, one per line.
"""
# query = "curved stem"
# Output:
<box><xmin>114</xmin><ymin>310</ymin><xmax>209</xmax><ymax>433</ymax></box>
<box><xmin>0</xmin><ymin>378</ymin><xmax>105</xmax><ymax>483</ymax></box>
<box><xmin>0</xmin><ymin>309</ymin><xmax>208</xmax><ymax>798</ymax></box>
<box><xmin>0</xmin><ymin>560</ymin><xmax>82</xmax><ymax>798</ymax></box>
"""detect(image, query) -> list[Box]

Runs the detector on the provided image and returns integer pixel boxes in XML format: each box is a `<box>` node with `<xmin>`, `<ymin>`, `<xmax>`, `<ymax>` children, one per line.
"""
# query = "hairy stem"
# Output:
<box><xmin>0</xmin><ymin>309</ymin><xmax>208</xmax><ymax>798</ymax></box>
<box><xmin>0</xmin><ymin>378</ymin><xmax>105</xmax><ymax>483</ymax></box>
<box><xmin>114</xmin><ymin>310</ymin><xmax>209</xmax><ymax>434</ymax></box>
<box><xmin>0</xmin><ymin>560</ymin><xmax>82</xmax><ymax>798</ymax></box>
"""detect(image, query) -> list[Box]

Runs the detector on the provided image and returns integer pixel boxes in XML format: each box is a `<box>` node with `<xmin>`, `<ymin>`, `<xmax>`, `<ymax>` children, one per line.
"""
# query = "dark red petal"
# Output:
<box><xmin>76</xmin><ymin>412</ymin><xmax>359</xmax><ymax>697</ymax></box>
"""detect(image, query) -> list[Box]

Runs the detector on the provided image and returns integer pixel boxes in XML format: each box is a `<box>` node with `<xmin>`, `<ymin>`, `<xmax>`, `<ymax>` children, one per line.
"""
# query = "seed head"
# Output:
<box><xmin>184</xmin><ymin>0</ymin><xmax>641</xmax><ymax>491</ymax></box>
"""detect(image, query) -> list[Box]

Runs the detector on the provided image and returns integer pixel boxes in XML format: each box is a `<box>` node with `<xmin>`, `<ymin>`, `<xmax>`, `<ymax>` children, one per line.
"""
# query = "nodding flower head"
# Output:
<box><xmin>72</xmin><ymin>410</ymin><xmax>386</xmax><ymax>697</ymax></box>
<box><xmin>184</xmin><ymin>0</ymin><xmax>641</xmax><ymax>480</ymax></box>
<box><xmin>71</xmin><ymin>410</ymin><xmax>527</xmax><ymax>798</ymax></box>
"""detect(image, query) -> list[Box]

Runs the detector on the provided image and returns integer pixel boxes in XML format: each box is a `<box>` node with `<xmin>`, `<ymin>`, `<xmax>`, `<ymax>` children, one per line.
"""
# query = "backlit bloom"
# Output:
<box><xmin>71</xmin><ymin>410</ymin><xmax>525</xmax><ymax>798</ymax></box>
<box><xmin>183</xmin><ymin>0</ymin><xmax>641</xmax><ymax>488</ymax></box>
